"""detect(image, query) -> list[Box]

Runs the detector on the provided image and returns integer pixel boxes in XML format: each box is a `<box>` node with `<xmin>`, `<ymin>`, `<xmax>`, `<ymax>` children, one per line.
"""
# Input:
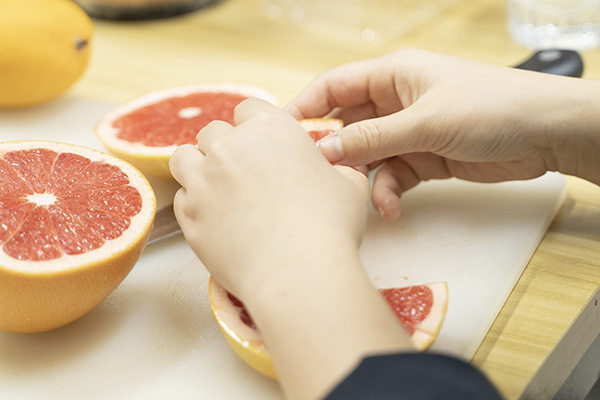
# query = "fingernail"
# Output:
<box><xmin>316</xmin><ymin>133</ymin><xmax>344</xmax><ymax>163</ymax></box>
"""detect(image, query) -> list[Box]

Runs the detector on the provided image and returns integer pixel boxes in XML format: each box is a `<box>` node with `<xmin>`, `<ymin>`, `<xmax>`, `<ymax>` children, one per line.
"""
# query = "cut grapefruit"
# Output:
<box><xmin>208</xmin><ymin>277</ymin><xmax>448</xmax><ymax>379</ymax></box>
<box><xmin>95</xmin><ymin>83</ymin><xmax>278</xmax><ymax>179</ymax></box>
<box><xmin>0</xmin><ymin>140</ymin><xmax>156</xmax><ymax>333</ymax></box>
<box><xmin>298</xmin><ymin>118</ymin><xmax>343</xmax><ymax>143</ymax></box>
<box><xmin>379</xmin><ymin>283</ymin><xmax>448</xmax><ymax>351</ymax></box>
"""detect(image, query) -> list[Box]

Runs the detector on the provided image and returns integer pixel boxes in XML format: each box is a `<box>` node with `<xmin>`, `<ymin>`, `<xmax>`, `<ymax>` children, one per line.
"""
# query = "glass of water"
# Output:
<box><xmin>507</xmin><ymin>0</ymin><xmax>600</xmax><ymax>50</ymax></box>
<box><xmin>261</xmin><ymin>0</ymin><xmax>459</xmax><ymax>43</ymax></box>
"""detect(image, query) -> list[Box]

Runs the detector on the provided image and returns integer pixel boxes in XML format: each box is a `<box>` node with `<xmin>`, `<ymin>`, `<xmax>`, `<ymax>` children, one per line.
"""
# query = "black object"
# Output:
<box><xmin>514</xmin><ymin>49</ymin><xmax>584</xmax><ymax>78</ymax></box>
<box><xmin>147</xmin><ymin>204</ymin><xmax>181</xmax><ymax>246</ymax></box>
<box><xmin>325</xmin><ymin>353</ymin><xmax>503</xmax><ymax>400</ymax></box>
<box><xmin>74</xmin><ymin>0</ymin><xmax>222</xmax><ymax>21</ymax></box>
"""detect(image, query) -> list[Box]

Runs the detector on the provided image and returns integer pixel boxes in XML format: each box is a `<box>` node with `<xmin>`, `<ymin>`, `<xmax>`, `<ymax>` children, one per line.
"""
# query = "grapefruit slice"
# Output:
<box><xmin>208</xmin><ymin>277</ymin><xmax>276</xmax><ymax>378</ymax></box>
<box><xmin>298</xmin><ymin>118</ymin><xmax>343</xmax><ymax>142</ymax></box>
<box><xmin>208</xmin><ymin>277</ymin><xmax>448</xmax><ymax>379</ymax></box>
<box><xmin>379</xmin><ymin>283</ymin><xmax>449</xmax><ymax>351</ymax></box>
<box><xmin>0</xmin><ymin>140</ymin><xmax>156</xmax><ymax>333</ymax></box>
<box><xmin>94</xmin><ymin>83</ymin><xmax>278</xmax><ymax>179</ymax></box>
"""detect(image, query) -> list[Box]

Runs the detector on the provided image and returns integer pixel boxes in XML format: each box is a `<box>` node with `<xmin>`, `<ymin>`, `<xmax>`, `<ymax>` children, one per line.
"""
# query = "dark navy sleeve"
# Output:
<box><xmin>324</xmin><ymin>353</ymin><xmax>503</xmax><ymax>400</ymax></box>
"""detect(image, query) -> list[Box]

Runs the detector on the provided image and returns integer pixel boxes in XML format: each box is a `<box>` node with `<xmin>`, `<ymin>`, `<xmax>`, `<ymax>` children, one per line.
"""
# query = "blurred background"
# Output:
<box><xmin>68</xmin><ymin>0</ymin><xmax>600</xmax><ymax>106</ymax></box>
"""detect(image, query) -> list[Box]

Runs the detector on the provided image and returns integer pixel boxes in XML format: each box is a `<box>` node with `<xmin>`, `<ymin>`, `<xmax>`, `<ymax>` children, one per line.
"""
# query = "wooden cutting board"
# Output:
<box><xmin>0</xmin><ymin>97</ymin><xmax>565</xmax><ymax>399</ymax></box>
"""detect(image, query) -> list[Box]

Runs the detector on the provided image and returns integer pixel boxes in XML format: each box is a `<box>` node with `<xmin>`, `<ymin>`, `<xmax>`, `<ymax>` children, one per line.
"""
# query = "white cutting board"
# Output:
<box><xmin>0</xmin><ymin>96</ymin><xmax>566</xmax><ymax>399</ymax></box>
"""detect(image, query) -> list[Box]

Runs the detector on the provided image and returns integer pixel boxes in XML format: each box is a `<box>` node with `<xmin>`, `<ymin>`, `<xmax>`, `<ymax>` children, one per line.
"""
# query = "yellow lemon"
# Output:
<box><xmin>0</xmin><ymin>0</ymin><xmax>93</xmax><ymax>108</ymax></box>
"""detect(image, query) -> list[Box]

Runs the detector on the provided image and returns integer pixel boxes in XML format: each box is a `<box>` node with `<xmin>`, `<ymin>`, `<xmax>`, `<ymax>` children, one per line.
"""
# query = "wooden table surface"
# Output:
<box><xmin>70</xmin><ymin>0</ymin><xmax>600</xmax><ymax>398</ymax></box>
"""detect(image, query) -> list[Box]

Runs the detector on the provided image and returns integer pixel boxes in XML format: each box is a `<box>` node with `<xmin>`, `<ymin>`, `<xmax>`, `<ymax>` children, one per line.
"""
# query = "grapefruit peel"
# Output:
<box><xmin>209</xmin><ymin>276</ymin><xmax>276</xmax><ymax>379</ymax></box>
<box><xmin>0</xmin><ymin>141</ymin><xmax>156</xmax><ymax>333</ymax></box>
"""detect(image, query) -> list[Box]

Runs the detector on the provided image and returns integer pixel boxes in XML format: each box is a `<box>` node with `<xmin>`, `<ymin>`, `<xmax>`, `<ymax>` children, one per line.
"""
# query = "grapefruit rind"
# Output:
<box><xmin>0</xmin><ymin>140</ymin><xmax>156</xmax><ymax>333</ymax></box>
<box><xmin>410</xmin><ymin>282</ymin><xmax>449</xmax><ymax>351</ymax></box>
<box><xmin>208</xmin><ymin>276</ymin><xmax>277</xmax><ymax>379</ymax></box>
<box><xmin>298</xmin><ymin>118</ymin><xmax>343</xmax><ymax>133</ymax></box>
<box><xmin>208</xmin><ymin>277</ymin><xmax>447</xmax><ymax>380</ymax></box>
<box><xmin>95</xmin><ymin>83</ymin><xmax>279</xmax><ymax>179</ymax></box>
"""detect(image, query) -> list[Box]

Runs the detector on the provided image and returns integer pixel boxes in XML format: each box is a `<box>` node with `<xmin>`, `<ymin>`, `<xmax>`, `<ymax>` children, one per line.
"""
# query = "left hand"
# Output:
<box><xmin>169</xmin><ymin>98</ymin><xmax>370</xmax><ymax>301</ymax></box>
<box><xmin>170</xmin><ymin>98</ymin><xmax>413</xmax><ymax>400</ymax></box>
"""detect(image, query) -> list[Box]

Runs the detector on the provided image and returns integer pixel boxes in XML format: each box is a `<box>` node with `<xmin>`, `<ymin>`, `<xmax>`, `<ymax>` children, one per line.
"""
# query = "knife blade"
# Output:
<box><xmin>146</xmin><ymin>50</ymin><xmax>583</xmax><ymax>247</ymax></box>
<box><xmin>147</xmin><ymin>203</ymin><xmax>182</xmax><ymax>246</ymax></box>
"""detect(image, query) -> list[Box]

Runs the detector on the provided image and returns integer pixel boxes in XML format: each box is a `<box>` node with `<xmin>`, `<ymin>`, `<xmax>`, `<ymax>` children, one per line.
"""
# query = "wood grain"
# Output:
<box><xmin>69</xmin><ymin>0</ymin><xmax>600</xmax><ymax>397</ymax></box>
<box><xmin>472</xmin><ymin>177</ymin><xmax>600</xmax><ymax>399</ymax></box>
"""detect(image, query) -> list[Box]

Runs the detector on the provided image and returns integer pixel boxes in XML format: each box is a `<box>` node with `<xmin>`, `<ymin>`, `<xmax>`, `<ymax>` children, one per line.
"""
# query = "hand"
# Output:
<box><xmin>170</xmin><ymin>99</ymin><xmax>412</xmax><ymax>400</ymax></box>
<box><xmin>286</xmin><ymin>49</ymin><xmax>600</xmax><ymax>220</ymax></box>
<box><xmin>169</xmin><ymin>98</ymin><xmax>369</xmax><ymax>301</ymax></box>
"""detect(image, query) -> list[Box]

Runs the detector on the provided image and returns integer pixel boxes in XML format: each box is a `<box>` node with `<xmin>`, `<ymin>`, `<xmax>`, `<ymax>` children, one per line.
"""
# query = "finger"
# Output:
<box><xmin>172</xmin><ymin>186</ymin><xmax>188</xmax><ymax>223</ymax></box>
<box><xmin>355</xmin><ymin>165</ymin><xmax>369</xmax><ymax>176</ymax></box>
<box><xmin>169</xmin><ymin>144</ymin><xmax>204</xmax><ymax>187</ymax></box>
<box><xmin>173</xmin><ymin>186</ymin><xmax>197</xmax><ymax>239</ymax></box>
<box><xmin>326</xmin><ymin>102</ymin><xmax>379</xmax><ymax>125</ymax></box>
<box><xmin>371</xmin><ymin>154</ymin><xmax>454</xmax><ymax>220</ymax></box>
<box><xmin>332</xmin><ymin>165</ymin><xmax>370</xmax><ymax>200</ymax></box>
<box><xmin>284</xmin><ymin>55</ymin><xmax>393</xmax><ymax>119</ymax></box>
<box><xmin>316</xmin><ymin>103</ymin><xmax>431</xmax><ymax>166</ymax></box>
<box><xmin>371</xmin><ymin>158</ymin><xmax>417</xmax><ymax>221</ymax></box>
<box><xmin>196</xmin><ymin>120</ymin><xmax>234</xmax><ymax>155</ymax></box>
<box><xmin>233</xmin><ymin>97</ymin><xmax>287</xmax><ymax>126</ymax></box>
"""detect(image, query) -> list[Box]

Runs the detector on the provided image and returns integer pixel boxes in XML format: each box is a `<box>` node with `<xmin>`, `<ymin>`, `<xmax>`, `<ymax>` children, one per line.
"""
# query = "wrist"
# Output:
<box><xmin>544</xmin><ymin>79</ymin><xmax>600</xmax><ymax>185</ymax></box>
<box><xmin>238</xmin><ymin>236</ymin><xmax>361</xmax><ymax>306</ymax></box>
<box><xmin>243</xmin><ymin>245</ymin><xmax>412</xmax><ymax>400</ymax></box>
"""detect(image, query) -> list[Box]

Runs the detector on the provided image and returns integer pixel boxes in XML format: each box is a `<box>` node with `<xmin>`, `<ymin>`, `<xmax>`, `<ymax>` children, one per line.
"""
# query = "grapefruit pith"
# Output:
<box><xmin>95</xmin><ymin>83</ymin><xmax>278</xmax><ymax>179</ymax></box>
<box><xmin>208</xmin><ymin>277</ymin><xmax>448</xmax><ymax>379</ymax></box>
<box><xmin>0</xmin><ymin>141</ymin><xmax>156</xmax><ymax>333</ymax></box>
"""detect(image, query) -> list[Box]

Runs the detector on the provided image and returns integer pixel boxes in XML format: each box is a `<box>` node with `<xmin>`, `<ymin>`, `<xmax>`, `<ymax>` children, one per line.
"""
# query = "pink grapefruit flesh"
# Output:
<box><xmin>0</xmin><ymin>140</ymin><xmax>156</xmax><ymax>333</ymax></box>
<box><xmin>113</xmin><ymin>92</ymin><xmax>248</xmax><ymax>147</ymax></box>
<box><xmin>1</xmin><ymin>148</ymin><xmax>143</xmax><ymax>261</ymax></box>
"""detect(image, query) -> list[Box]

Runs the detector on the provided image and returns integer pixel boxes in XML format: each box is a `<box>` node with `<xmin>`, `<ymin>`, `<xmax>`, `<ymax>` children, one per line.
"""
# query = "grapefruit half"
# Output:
<box><xmin>208</xmin><ymin>277</ymin><xmax>448</xmax><ymax>379</ymax></box>
<box><xmin>0</xmin><ymin>141</ymin><xmax>156</xmax><ymax>333</ymax></box>
<box><xmin>95</xmin><ymin>83</ymin><xmax>278</xmax><ymax>179</ymax></box>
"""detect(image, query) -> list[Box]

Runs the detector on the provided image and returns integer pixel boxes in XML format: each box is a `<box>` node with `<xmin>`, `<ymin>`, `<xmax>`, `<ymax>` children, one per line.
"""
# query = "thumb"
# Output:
<box><xmin>317</xmin><ymin>109</ymin><xmax>426</xmax><ymax>166</ymax></box>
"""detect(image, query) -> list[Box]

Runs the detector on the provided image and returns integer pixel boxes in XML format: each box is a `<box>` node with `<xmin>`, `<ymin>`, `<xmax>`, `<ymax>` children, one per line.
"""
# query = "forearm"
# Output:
<box><xmin>243</xmin><ymin>242</ymin><xmax>413</xmax><ymax>400</ymax></box>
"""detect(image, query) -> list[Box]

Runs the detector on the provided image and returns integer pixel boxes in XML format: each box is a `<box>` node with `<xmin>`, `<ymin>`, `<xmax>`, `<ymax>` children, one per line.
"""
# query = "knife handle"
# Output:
<box><xmin>513</xmin><ymin>49</ymin><xmax>584</xmax><ymax>78</ymax></box>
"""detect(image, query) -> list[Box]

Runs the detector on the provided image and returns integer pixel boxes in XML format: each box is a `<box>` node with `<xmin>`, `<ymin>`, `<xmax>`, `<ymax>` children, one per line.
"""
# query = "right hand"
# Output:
<box><xmin>286</xmin><ymin>49</ymin><xmax>596</xmax><ymax>220</ymax></box>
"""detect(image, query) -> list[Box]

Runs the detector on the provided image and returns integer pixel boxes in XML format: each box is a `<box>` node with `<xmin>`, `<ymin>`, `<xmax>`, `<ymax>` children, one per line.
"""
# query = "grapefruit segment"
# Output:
<box><xmin>380</xmin><ymin>282</ymin><xmax>448</xmax><ymax>350</ymax></box>
<box><xmin>208</xmin><ymin>277</ymin><xmax>448</xmax><ymax>379</ymax></box>
<box><xmin>0</xmin><ymin>140</ymin><xmax>156</xmax><ymax>333</ymax></box>
<box><xmin>95</xmin><ymin>83</ymin><xmax>278</xmax><ymax>179</ymax></box>
<box><xmin>299</xmin><ymin>118</ymin><xmax>343</xmax><ymax>143</ymax></box>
